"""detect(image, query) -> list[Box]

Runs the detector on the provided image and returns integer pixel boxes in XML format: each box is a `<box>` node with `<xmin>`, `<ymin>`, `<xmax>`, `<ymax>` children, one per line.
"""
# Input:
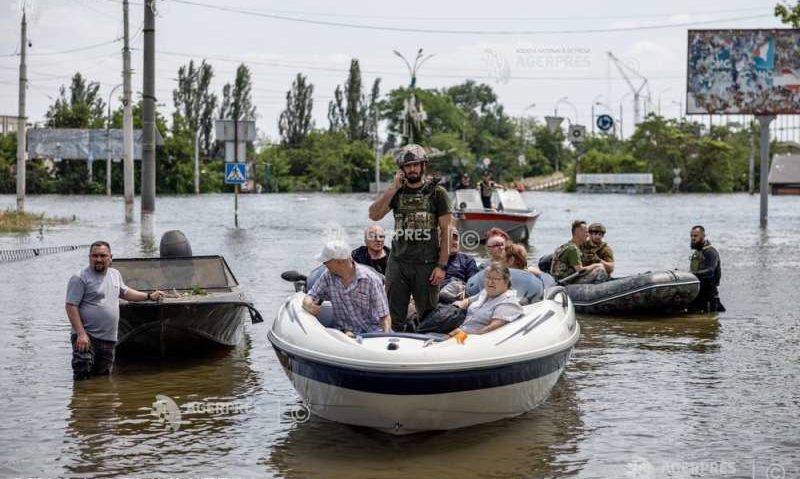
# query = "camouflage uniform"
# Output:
<box><xmin>581</xmin><ymin>240</ymin><xmax>614</xmax><ymax>265</ymax></box>
<box><xmin>550</xmin><ymin>241</ymin><xmax>582</xmax><ymax>281</ymax></box>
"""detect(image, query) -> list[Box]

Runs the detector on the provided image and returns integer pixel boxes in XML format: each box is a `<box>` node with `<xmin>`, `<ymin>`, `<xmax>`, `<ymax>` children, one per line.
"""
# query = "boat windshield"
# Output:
<box><xmin>497</xmin><ymin>190</ymin><xmax>528</xmax><ymax>211</ymax></box>
<box><xmin>113</xmin><ymin>256</ymin><xmax>238</xmax><ymax>291</ymax></box>
<box><xmin>454</xmin><ymin>189</ymin><xmax>484</xmax><ymax>210</ymax></box>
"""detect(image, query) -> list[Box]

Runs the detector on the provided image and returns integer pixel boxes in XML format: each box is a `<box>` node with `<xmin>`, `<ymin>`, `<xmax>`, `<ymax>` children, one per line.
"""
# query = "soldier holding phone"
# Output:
<box><xmin>368</xmin><ymin>144</ymin><xmax>453</xmax><ymax>331</ymax></box>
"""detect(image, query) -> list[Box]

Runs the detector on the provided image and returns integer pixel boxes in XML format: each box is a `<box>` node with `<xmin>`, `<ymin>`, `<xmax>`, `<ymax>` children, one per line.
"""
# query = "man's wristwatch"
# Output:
<box><xmin>147</xmin><ymin>292</ymin><xmax>153</xmax><ymax>300</ymax></box>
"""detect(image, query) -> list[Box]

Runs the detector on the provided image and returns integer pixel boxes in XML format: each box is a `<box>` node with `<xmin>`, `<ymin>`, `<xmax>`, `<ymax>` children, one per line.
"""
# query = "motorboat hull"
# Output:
<box><xmin>272</xmin><ymin>344</ymin><xmax>570</xmax><ymax>434</ymax></box>
<box><xmin>455</xmin><ymin>210</ymin><xmax>540</xmax><ymax>242</ymax></box>
<box><xmin>117</xmin><ymin>298</ymin><xmax>250</xmax><ymax>357</ymax></box>
<box><xmin>566</xmin><ymin>270</ymin><xmax>700</xmax><ymax>315</ymax></box>
<box><xmin>269</xmin><ymin>290</ymin><xmax>578</xmax><ymax>434</ymax></box>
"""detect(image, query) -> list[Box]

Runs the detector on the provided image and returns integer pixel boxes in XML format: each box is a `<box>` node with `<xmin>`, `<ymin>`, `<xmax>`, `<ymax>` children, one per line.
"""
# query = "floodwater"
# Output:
<box><xmin>0</xmin><ymin>192</ymin><xmax>798</xmax><ymax>478</ymax></box>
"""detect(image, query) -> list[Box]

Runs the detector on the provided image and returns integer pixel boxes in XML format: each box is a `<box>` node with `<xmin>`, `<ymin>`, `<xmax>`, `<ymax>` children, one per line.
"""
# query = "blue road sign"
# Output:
<box><xmin>597</xmin><ymin>114</ymin><xmax>614</xmax><ymax>132</ymax></box>
<box><xmin>224</xmin><ymin>162</ymin><xmax>247</xmax><ymax>185</ymax></box>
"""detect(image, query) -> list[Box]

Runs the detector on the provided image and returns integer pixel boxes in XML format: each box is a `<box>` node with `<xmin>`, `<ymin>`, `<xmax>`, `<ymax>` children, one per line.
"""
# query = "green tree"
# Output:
<box><xmin>219</xmin><ymin>64</ymin><xmax>256</xmax><ymax>121</ymax></box>
<box><xmin>45</xmin><ymin>72</ymin><xmax>105</xmax><ymax>128</ymax></box>
<box><xmin>173</xmin><ymin>59</ymin><xmax>217</xmax><ymax>154</ymax></box>
<box><xmin>775</xmin><ymin>1</ymin><xmax>800</xmax><ymax>26</ymax></box>
<box><xmin>328</xmin><ymin>59</ymin><xmax>381</xmax><ymax>142</ymax></box>
<box><xmin>279</xmin><ymin>73</ymin><xmax>315</xmax><ymax>147</ymax></box>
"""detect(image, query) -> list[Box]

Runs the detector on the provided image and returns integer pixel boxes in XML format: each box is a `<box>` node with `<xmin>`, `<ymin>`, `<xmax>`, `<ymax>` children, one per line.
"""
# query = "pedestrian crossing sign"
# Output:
<box><xmin>224</xmin><ymin>162</ymin><xmax>247</xmax><ymax>185</ymax></box>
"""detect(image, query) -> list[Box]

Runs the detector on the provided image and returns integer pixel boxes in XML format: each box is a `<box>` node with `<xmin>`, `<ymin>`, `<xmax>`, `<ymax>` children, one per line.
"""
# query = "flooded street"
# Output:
<box><xmin>1</xmin><ymin>192</ymin><xmax>798</xmax><ymax>478</ymax></box>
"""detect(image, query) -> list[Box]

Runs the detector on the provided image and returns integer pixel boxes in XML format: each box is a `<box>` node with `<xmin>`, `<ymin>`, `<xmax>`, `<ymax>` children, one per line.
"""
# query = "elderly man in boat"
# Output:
<box><xmin>302</xmin><ymin>240</ymin><xmax>392</xmax><ymax>335</ymax></box>
<box><xmin>447</xmin><ymin>262</ymin><xmax>524</xmax><ymax>343</ymax></box>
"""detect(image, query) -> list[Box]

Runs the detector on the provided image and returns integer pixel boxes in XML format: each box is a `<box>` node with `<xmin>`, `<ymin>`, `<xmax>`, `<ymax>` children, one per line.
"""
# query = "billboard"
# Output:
<box><xmin>687</xmin><ymin>29</ymin><xmax>800</xmax><ymax>114</ymax></box>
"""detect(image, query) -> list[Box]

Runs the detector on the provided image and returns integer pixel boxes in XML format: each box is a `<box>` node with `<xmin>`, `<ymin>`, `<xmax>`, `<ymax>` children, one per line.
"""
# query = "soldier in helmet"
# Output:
<box><xmin>550</xmin><ymin>220</ymin><xmax>608</xmax><ymax>284</ymax></box>
<box><xmin>368</xmin><ymin>144</ymin><xmax>453</xmax><ymax>331</ymax></box>
<box><xmin>580</xmin><ymin>222</ymin><xmax>615</xmax><ymax>276</ymax></box>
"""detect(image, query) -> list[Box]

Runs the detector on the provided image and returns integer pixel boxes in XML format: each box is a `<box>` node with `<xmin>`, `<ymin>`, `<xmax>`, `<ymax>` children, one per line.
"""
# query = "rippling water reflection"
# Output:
<box><xmin>1</xmin><ymin>193</ymin><xmax>798</xmax><ymax>478</ymax></box>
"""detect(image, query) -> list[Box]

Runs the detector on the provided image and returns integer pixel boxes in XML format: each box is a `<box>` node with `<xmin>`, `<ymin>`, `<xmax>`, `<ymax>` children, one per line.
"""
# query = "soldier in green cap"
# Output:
<box><xmin>550</xmin><ymin>220</ymin><xmax>608</xmax><ymax>284</ymax></box>
<box><xmin>580</xmin><ymin>222</ymin><xmax>615</xmax><ymax>276</ymax></box>
<box><xmin>369</xmin><ymin>144</ymin><xmax>453</xmax><ymax>331</ymax></box>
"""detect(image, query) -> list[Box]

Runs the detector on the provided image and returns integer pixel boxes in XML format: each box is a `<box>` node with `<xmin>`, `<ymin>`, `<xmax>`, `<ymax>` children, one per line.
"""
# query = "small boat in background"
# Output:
<box><xmin>114</xmin><ymin>231</ymin><xmax>262</xmax><ymax>358</ymax></box>
<box><xmin>453</xmin><ymin>189</ymin><xmax>540</xmax><ymax>243</ymax></box>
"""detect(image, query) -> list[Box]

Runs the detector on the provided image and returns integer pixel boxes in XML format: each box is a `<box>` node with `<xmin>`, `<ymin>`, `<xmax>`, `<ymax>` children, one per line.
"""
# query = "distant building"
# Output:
<box><xmin>576</xmin><ymin>173</ymin><xmax>655</xmax><ymax>194</ymax></box>
<box><xmin>0</xmin><ymin>115</ymin><xmax>20</xmax><ymax>135</ymax></box>
<box><xmin>768</xmin><ymin>154</ymin><xmax>800</xmax><ymax>195</ymax></box>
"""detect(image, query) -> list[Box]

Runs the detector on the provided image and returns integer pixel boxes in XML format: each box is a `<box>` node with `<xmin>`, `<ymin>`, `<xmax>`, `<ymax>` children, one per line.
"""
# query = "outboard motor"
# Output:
<box><xmin>160</xmin><ymin>230</ymin><xmax>193</xmax><ymax>258</ymax></box>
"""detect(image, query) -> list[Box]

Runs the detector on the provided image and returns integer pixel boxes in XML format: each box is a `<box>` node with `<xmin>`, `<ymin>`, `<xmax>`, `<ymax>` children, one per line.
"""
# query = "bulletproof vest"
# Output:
<box><xmin>690</xmin><ymin>243</ymin><xmax>714</xmax><ymax>271</ymax></box>
<box><xmin>550</xmin><ymin>242</ymin><xmax>578</xmax><ymax>279</ymax></box>
<box><xmin>393</xmin><ymin>181</ymin><xmax>439</xmax><ymax>240</ymax></box>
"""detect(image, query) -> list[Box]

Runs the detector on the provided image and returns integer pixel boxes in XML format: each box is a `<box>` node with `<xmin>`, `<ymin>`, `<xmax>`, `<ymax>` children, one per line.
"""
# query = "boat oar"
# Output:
<box><xmin>556</xmin><ymin>271</ymin><xmax>581</xmax><ymax>286</ymax></box>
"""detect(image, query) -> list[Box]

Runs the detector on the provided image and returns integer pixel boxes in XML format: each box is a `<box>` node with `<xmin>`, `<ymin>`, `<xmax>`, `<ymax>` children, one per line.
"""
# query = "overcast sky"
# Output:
<box><xmin>0</xmin><ymin>0</ymin><xmax>785</xmax><ymax>141</ymax></box>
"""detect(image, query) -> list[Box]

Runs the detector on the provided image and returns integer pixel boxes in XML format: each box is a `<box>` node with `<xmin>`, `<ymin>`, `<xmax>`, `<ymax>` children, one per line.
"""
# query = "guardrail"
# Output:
<box><xmin>0</xmin><ymin>244</ymin><xmax>89</xmax><ymax>263</ymax></box>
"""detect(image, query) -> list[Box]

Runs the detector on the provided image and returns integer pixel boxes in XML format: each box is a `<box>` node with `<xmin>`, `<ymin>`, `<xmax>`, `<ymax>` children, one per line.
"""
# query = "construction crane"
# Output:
<box><xmin>607</xmin><ymin>51</ymin><xmax>650</xmax><ymax>126</ymax></box>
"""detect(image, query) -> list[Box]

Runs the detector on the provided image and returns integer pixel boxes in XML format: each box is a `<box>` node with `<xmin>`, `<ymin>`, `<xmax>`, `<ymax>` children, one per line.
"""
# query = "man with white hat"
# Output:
<box><xmin>302</xmin><ymin>239</ymin><xmax>391</xmax><ymax>334</ymax></box>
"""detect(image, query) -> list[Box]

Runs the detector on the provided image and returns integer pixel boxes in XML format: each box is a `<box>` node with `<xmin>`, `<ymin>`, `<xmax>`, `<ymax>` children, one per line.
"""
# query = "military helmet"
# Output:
<box><xmin>395</xmin><ymin>144</ymin><xmax>428</xmax><ymax>167</ymax></box>
<box><xmin>588</xmin><ymin>223</ymin><xmax>606</xmax><ymax>234</ymax></box>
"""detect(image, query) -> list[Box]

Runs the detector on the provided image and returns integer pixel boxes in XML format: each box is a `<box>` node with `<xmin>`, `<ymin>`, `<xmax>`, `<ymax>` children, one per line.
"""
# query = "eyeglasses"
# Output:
<box><xmin>367</xmin><ymin>235</ymin><xmax>386</xmax><ymax>241</ymax></box>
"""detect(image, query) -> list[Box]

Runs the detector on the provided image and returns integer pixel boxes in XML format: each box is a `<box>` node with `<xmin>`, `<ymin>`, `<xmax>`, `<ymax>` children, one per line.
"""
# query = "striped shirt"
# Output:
<box><xmin>308</xmin><ymin>263</ymin><xmax>389</xmax><ymax>334</ymax></box>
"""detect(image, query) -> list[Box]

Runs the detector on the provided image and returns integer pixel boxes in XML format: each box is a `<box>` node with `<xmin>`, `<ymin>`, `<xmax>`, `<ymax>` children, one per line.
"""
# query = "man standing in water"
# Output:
<box><xmin>65</xmin><ymin>241</ymin><xmax>165</xmax><ymax>380</ymax></box>
<box><xmin>369</xmin><ymin>144</ymin><xmax>452</xmax><ymax>331</ymax></box>
<box><xmin>687</xmin><ymin>225</ymin><xmax>725</xmax><ymax>313</ymax></box>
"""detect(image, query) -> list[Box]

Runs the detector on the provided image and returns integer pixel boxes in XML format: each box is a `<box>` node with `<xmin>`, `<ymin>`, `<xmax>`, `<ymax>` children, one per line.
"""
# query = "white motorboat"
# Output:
<box><xmin>453</xmin><ymin>189</ymin><xmax>540</xmax><ymax>243</ymax></box>
<box><xmin>268</xmin><ymin>286</ymin><xmax>578</xmax><ymax>434</ymax></box>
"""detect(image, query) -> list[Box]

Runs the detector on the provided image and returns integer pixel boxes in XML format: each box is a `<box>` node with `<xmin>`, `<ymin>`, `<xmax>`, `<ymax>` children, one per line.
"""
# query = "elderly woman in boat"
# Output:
<box><xmin>447</xmin><ymin>262</ymin><xmax>523</xmax><ymax>342</ymax></box>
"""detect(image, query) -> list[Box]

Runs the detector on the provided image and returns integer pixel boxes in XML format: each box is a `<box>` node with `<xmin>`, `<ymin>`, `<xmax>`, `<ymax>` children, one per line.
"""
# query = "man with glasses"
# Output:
<box><xmin>352</xmin><ymin>224</ymin><xmax>390</xmax><ymax>275</ymax></box>
<box><xmin>550</xmin><ymin>220</ymin><xmax>608</xmax><ymax>284</ymax></box>
<box><xmin>580</xmin><ymin>222</ymin><xmax>615</xmax><ymax>276</ymax></box>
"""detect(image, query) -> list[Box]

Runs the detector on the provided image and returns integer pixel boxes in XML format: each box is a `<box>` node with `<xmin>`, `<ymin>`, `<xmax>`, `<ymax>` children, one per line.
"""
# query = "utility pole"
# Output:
<box><xmin>141</xmin><ymin>0</ymin><xmax>156</xmax><ymax>238</ymax></box>
<box><xmin>123</xmin><ymin>0</ymin><xmax>134</xmax><ymax>222</ymax></box>
<box><xmin>106</xmin><ymin>83</ymin><xmax>122</xmax><ymax>196</ymax></box>
<box><xmin>748</xmin><ymin>120</ymin><xmax>755</xmax><ymax>195</ymax></box>
<box><xmin>759</xmin><ymin>116</ymin><xmax>774</xmax><ymax>228</ymax></box>
<box><xmin>16</xmin><ymin>11</ymin><xmax>27</xmax><ymax>213</ymax></box>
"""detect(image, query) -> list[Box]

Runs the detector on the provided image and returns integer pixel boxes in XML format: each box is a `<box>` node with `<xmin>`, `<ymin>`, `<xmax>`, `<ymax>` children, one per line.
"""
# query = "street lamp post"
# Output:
<box><xmin>519</xmin><ymin>102</ymin><xmax>536</xmax><ymax>151</ymax></box>
<box><xmin>106</xmin><ymin>83</ymin><xmax>123</xmax><ymax>196</ymax></box>
<box><xmin>394</xmin><ymin>49</ymin><xmax>434</xmax><ymax>145</ymax></box>
<box><xmin>555</xmin><ymin>97</ymin><xmax>578</xmax><ymax>124</ymax></box>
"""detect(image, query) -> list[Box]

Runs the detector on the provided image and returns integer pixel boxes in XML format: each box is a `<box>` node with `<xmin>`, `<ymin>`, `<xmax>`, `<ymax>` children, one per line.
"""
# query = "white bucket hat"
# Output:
<box><xmin>315</xmin><ymin>240</ymin><xmax>351</xmax><ymax>263</ymax></box>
